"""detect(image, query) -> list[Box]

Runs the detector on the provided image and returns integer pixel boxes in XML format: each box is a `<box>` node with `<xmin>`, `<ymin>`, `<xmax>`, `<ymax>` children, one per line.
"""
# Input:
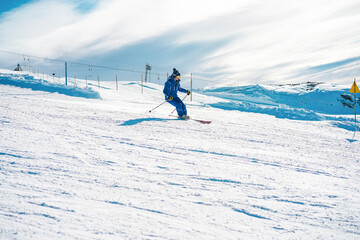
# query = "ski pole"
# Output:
<box><xmin>149</xmin><ymin>100</ymin><xmax>167</xmax><ymax>113</ymax></box>
<box><xmin>170</xmin><ymin>94</ymin><xmax>188</xmax><ymax>115</ymax></box>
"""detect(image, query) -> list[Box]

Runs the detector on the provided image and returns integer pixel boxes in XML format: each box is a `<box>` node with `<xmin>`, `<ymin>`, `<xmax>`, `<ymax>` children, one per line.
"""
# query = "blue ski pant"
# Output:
<box><xmin>167</xmin><ymin>97</ymin><xmax>187</xmax><ymax>117</ymax></box>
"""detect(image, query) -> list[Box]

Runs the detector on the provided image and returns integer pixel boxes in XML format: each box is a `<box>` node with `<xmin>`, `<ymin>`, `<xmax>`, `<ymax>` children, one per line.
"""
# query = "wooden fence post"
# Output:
<box><xmin>141</xmin><ymin>73</ymin><xmax>143</xmax><ymax>94</ymax></box>
<box><xmin>116</xmin><ymin>75</ymin><xmax>118</xmax><ymax>90</ymax></box>
<box><xmin>190</xmin><ymin>73</ymin><xmax>193</xmax><ymax>102</ymax></box>
<box><xmin>65</xmin><ymin>62</ymin><xmax>68</xmax><ymax>85</ymax></box>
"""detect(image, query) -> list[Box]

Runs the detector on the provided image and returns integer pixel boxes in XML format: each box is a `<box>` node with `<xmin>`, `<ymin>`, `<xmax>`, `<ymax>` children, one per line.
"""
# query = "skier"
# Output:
<box><xmin>163</xmin><ymin>68</ymin><xmax>191</xmax><ymax>119</ymax></box>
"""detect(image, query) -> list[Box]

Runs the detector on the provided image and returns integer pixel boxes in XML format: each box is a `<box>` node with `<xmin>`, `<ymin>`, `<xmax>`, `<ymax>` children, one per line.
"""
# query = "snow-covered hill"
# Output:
<box><xmin>1</xmin><ymin>70</ymin><xmax>360</xmax><ymax>239</ymax></box>
<box><xmin>200</xmin><ymin>82</ymin><xmax>358</xmax><ymax>118</ymax></box>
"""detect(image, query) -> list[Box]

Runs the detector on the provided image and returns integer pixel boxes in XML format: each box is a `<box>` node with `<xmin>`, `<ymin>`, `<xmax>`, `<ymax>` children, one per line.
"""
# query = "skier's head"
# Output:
<box><xmin>173</xmin><ymin>68</ymin><xmax>180</xmax><ymax>77</ymax></box>
<box><xmin>173</xmin><ymin>68</ymin><xmax>180</xmax><ymax>79</ymax></box>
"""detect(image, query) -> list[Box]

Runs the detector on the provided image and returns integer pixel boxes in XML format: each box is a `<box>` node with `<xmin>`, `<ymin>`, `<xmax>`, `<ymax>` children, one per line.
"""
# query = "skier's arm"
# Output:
<box><xmin>179</xmin><ymin>86</ymin><xmax>191</xmax><ymax>95</ymax></box>
<box><xmin>178</xmin><ymin>85</ymin><xmax>188</xmax><ymax>94</ymax></box>
<box><xmin>163</xmin><ymin>82</ymin><xmax>171</xmax><ymax>96</ymax></box>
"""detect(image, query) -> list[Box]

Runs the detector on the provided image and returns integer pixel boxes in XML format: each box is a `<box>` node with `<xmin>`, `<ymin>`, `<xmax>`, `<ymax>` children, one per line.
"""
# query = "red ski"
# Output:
<box><xmin>192</xmin><ymin>119</ymin><xmax>212</xmax><ymax>124</ymax></box>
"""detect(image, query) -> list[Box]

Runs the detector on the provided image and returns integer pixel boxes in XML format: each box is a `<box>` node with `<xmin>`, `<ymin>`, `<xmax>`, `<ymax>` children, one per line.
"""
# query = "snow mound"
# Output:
<box><xmin>0</xmin><ymin>71</ymin><xmax>101</xmax><ymax>99</ymax></box>
<box><xmin>200</xmin><ymin>82</ymin><xmax>357</xmax><ymax>120</ymax></box>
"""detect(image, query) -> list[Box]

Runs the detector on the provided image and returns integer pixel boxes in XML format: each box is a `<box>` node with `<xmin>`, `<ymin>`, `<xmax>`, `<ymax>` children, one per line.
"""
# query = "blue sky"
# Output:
<box><xmin>1</xmin><ymin>0</ymin><xmax>360</xmax><ymax>87</ymax></box>
<box><xmin>0</xmin><ymin>0</ymin><xmax>33</xmax><ymax>14</ymax></box>
<box><xmin>0</xmin><ymin>0</ymin><xmax>99</xmax><ymax>14</ymax></box>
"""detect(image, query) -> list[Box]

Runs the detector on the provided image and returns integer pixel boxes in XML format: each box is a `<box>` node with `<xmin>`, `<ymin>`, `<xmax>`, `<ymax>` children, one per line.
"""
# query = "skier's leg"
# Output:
<box><xmin>168</xmin><ymin>98</ymin><xmax>182</xmax><ymax>116</ymax></box>
<box><xmin>171</xmin><ymin>98</ymin><xmax>186</xmax><ymax>117</ymax></box>
<box><xmin>179</xmin><ymin>100</ymin><xmax>187</xmax><ymax>116</ymax></box>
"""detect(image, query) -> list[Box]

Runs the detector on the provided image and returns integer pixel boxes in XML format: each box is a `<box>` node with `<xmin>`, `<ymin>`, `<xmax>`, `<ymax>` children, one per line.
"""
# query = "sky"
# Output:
<box><xmin>1</xmin><ymin>0</ymin><xmax>360</xmax><ymax>87</ymax></box>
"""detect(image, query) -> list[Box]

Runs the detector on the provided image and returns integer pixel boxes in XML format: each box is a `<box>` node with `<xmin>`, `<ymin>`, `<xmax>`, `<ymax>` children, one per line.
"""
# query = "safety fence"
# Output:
<box><xmin>0</xmin><ymin>50</ymin><xmax>218</xmax><ymax>100</ymax></box>
<box><xmin>1</xmin><ymin>49</ymin><xmax>358</xmax><ymax>115</ymax></box>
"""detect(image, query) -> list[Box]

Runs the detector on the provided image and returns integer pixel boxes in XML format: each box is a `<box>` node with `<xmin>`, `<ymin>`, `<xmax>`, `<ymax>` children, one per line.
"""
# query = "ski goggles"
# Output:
<box><xmin>175</xmin><ymin>75</ymin><xmax>181</xmax><ymax>80</ymax></box>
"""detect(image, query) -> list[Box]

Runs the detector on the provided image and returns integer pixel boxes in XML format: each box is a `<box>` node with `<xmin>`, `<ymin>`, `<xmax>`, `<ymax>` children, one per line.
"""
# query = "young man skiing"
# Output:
<box><xmin>163</xmin><ymin>68</ymin><xmax>191</xmax><ymax>119</ymax></box>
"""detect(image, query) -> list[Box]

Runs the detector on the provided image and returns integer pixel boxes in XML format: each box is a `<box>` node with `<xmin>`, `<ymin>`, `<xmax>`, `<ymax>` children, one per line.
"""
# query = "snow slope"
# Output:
<box><xmin>200</xmin><ymin>82</ymin><xmax>358</xmax><ymax>118</ymax></box>
<box><xmin>1</xmin><ymin>70</ymin><xmax>360</xmax><ymax>239</ymax></box>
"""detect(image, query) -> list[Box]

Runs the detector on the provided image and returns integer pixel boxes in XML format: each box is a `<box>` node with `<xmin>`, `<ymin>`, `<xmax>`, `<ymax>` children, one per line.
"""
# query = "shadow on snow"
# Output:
<box><xmin>119</xmin><ymin>117</ymin><xmax>179</xmax><ymax>126</ymax></box>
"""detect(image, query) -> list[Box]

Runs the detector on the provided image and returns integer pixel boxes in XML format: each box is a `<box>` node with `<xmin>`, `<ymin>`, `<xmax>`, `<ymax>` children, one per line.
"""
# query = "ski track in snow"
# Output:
<box><xmin>1</xmin><ymin>74</ymin><xmax>360</xmax><ymax>239</ymax></box>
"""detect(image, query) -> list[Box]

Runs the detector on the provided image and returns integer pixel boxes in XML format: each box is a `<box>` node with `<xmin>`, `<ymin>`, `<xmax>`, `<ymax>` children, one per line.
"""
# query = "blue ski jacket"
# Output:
<box><xmin>163</xmin><ymin>75</ymin><xmax>187</xmax><ymax>99</ymax></box>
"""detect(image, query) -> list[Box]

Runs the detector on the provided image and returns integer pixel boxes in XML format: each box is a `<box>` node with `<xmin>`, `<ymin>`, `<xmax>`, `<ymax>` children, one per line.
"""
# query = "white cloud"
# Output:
<box><xmin>193</xmin><ymin>0</ymin><xmax>360</xmax><ymax>85</ymax></box>
<box><xmin>1</xmin><ymin>0</ymin><xmax>254</xmax><ymax>57</ymax></box>
<box><xmin>1</xmin><ymin>0</ymin><xmax>360</xmax><ymax>86</ymax></box>
<box><xmin>0</xmin><ymin>0</ymin><xmax>80</xmax><ymax>54</ymax></box>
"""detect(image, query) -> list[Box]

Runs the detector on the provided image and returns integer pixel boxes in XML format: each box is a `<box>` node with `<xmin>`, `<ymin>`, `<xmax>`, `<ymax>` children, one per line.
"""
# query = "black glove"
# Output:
<box><xmin>167</xmin><ymin>96</ymin><xmax>173</xmax><ymax>101</ymax></box>
<box><xmin>187</xmin><ymin>90</ymin><xmax>191</xmax><ymax>95</ymax></box>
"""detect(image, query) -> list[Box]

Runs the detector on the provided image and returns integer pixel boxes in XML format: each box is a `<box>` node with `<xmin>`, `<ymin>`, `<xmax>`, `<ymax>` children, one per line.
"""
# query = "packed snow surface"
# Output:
<box><xmin>1</xmin><ymin>70</ymin><xmax>360</xmax><ymax>239</ymax></box>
